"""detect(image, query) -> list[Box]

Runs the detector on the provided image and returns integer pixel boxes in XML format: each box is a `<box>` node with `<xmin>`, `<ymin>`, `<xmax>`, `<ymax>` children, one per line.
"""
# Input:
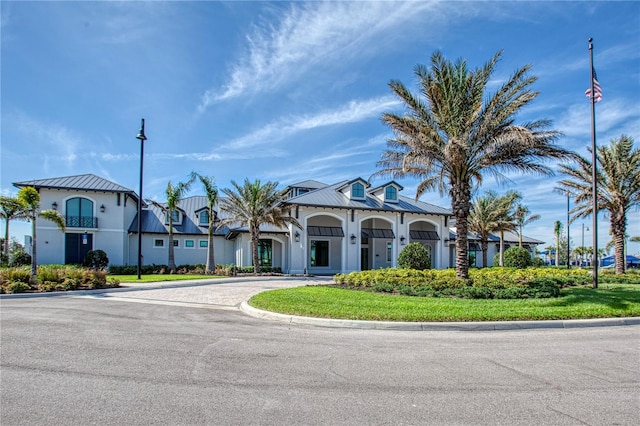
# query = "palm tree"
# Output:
<box><xmin>0</xmin><ymin>195</ymin><xmax>29</xmax><ymax>263</ymax></box>
<box><xmin>17</xmin><ymin>187</ymin><xmax>65</xmax><ymax>278</ymax></box>
<box><xmin>375</xmin><ymin>50</ymin><xmax>571</xmax><ymax>279</ymax></box>
<box><xmin>468</xmin><ymin>190</ymin><xmax>518</xmax><ymax>267</ymax></box>
<box><xmin>553</xmin><ymin>220</ymin><xmax>563</xmax><ymax>267</ymax></box>
<box><xmin>150</xmin><ymin>177</ymin><xmax>194</xmax><ymax>273</ymax></box>
<box><xmin>493</xmin><ymin>191</ymin><xmax>520</xmax><ymax>267</ymax></box>
<box><xmin>514</xmin><ymin>204</ymin><xmax>541</xmax><ymax>247</ymax></box>
<box><xmin>217</xmin><ymin>179</ymin><xmax>302</xmax><ymax>273</ymax></box>
<box><xmin>191</xmin><ymin>172</ymin><xmax>218</xmax><ymax>274</ymax></box>
<box><xmin>557</xmin><ymin>135</ymin><xmax>640</xmax><ymax>274</ymax></box>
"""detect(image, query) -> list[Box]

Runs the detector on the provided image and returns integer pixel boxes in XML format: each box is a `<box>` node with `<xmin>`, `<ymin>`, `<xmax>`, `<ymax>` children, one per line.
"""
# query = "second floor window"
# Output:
<box><xmin>385</xmin><ymin>186</ymin><xmax>397</xmax><ymax>201</ymax></box>
<box><xmin>199</xmin><ymin>211</ymin><xmax>209</xmax><ymax>225</ymax></box>
<box><xmin>352</xmin><ymin>183</ymin><xmax>364</xmax><ymax>198</ymax></box>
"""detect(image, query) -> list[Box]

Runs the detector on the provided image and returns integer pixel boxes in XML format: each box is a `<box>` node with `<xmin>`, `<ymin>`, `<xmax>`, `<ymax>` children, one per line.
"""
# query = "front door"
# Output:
<box><xmin>65</xmin><ymin>233</ymin><xmax>93</xmax><ymax>264</ymax></box>
<box><xmin>360</xmin><ymin>247</ymin><xmax>369</xmax><ymax>271</ymax></box>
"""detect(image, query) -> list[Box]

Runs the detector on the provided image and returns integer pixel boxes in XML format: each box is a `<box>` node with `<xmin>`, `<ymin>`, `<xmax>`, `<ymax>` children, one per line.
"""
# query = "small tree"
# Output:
<box><xmin>83</xmin><ymin>249</ymin><xmax>109</xmax><ymax>270</ymax></box>
<box><xmin>501</xmin><ymin>247</ymin><xmax>531</xmax><ymax>268</ymax></box>
<box><xmin>397</xmin><ymin>242</ymin><xmax>431</xmax><ymax>270</ymax></box>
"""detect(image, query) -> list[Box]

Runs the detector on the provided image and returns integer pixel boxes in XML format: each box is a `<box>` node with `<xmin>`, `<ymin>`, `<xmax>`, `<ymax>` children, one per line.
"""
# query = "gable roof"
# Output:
<box><xmin>283</xmin><ymin>179</ymin><xmax>451</xmax><ymax>216</ymax></box>
<box><xmin>13</xmin><ymin>174</ymin><xmax>139</xmax><ymax>201</ymax></box>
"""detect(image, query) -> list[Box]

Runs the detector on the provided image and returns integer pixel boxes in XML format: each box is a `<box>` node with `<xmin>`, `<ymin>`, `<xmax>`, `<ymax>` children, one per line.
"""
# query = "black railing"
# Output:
<box><xmin>66</xmin><ymin>216</ymin><xmax>98</xmax><ymax>228</ymax></box>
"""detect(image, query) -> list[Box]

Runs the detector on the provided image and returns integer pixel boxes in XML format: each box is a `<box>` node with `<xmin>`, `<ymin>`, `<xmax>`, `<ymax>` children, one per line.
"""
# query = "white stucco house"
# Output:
<box><xmin>12</xmin><ymin>174</ymin><xmax>542</xmax><ymax>273</ymax></box>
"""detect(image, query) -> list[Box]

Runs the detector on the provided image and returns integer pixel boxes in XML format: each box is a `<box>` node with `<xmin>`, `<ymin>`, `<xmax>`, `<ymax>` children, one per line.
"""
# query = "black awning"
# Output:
<box><xmin>361</xmin><ymin>228</ymin><xmax>395</xmax><ymax>239</ymax></box>
<box><xmin>307</xmin><ymin>226</ymin><xmax>344</xmax><ymax>237</ymax></box>
<box><xmin>409</xmin><ymin>230</ymin><xmax>440</xmax><ymax>241</ymax></box>
<box><xmin>469</xmin><ymin>243</ymin><xmax>481</xmax><ymax>251</ymax></box>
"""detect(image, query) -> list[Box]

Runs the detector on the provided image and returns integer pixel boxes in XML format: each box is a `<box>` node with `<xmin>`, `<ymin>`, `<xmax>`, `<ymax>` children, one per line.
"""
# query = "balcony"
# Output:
<box><xmin>66</xmin><ymin>216</ymin><xmax>98</xmax><ymax>228</ymax></box>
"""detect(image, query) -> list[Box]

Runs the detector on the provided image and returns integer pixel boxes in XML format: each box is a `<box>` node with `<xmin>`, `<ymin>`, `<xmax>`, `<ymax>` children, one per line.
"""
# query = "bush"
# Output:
<box><xmin>84</xmin><ymin>250</ymin><xmax>109</xmax><ymax>270</ymax></box>
<box><xmin>10</xmin><ymin>250</ymin><xmax>31</xmax><ymax>267</ymax></box>
<box><xmin>502</xmin><ymin>247</ymin><xmax>532</xmax><ymax>268</ymax></box>
<box><xmin>397</xmin><ymin>242</ymin><xmax>431</xmax><ymax>270</ymax></box>
<box><xmin>6</xmin><ymin>281</ymin><xmax>31</xmax><ymax>293</ymax></box>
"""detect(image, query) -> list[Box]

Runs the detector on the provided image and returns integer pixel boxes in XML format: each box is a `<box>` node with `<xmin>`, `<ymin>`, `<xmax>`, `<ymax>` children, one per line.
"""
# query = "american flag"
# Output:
<box><xmin>585</xmin><ymin>68</ymin><xmax>602</xmax><ymax>103</ymax></box>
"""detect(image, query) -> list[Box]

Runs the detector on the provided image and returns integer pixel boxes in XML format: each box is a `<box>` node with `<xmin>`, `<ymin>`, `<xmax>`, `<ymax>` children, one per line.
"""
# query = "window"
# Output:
<box><xmin>310</xmin><ymin>240</ymin><xmax>329</xmax><ymax>267</ymax></box>
<box><xmin>154</xmin><ymin>239</ymin><xmax>164</xmax><ymax>247</ymax></box>
<box><xmin>257</xmin><ymin>240</ymin><xmax>272</xmax><ymax>267</ymax></box>
<box><xmin>199</xmin><ymin>211</ymin><xmax>209</xmax><ymax>226</ymax></box>
<box><xmin>352</xmin><ymin>183</ymin><xmax>364</xmax><ymax>198</ymax></box>
<box><xmin>172</xmin><ymin>240</ymin><xmax>179</xmax><ymax>247</ymax></box>
<box><xmin>199</xmin><ymin>240</ymin><xmax>208</xmax><ymax>248</ymax></box>
<box><xmin>185</xmin><ymin>240</ymin><xmax>195</xmax><ymax>248</ymax></box>
<box><xmin>65</xmin><ymin>197</ymin><xmax>95</xmax><ymax>228</ymax></box>
<box><xmin>387</xmin><ymin>242</ymin><xmax>392</xmax><ymax>262</ymax></box>
<box><xmin>385</xmin><ymin>186</ymin><xmax>397</xmax><ymax>201</ymax></box>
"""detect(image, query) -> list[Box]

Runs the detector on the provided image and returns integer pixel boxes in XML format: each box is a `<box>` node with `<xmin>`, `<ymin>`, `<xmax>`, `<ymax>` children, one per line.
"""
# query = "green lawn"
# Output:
<box><xmin>109</xmin><ymin>274</ymin><xmax>224</xmax><ymax>283</ymax></box>
<box><xmin>248</xmin><ymin>284</ymin><xmax>640</xmax><ymax>322</ymax></box>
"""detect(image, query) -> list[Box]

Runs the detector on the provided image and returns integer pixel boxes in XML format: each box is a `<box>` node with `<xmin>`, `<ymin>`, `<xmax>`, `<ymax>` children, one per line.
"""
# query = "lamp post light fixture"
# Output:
<box><xmin>350</xmin><ymin>234</ymin><xmax>356</xmax><ymax>244</ymax></box>
<box><xmin>294</xmin><ymin>231</ymin><xmax>300</xmax><ymax>242</ymax></box>
<box><xmin>136</xmin><ymin>118</ymin><xmax>147</xmax><ymax>280</ymax></box>
<box><xmin>400</xmin><ymin>236</ymin><xmax>406</xmax><ymax>245</ymax></box>
<box><xmin>51</xmin><ymin>202</ymin><xmax>57</xmax><ymax>210</ymax></box>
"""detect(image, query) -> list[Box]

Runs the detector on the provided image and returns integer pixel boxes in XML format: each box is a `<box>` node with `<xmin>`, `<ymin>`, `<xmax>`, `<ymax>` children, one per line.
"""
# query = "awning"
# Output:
<box><xmin>307</xmin><ymin>226</ymin><xmax>344</xmax><ymax>237</ymax></box>
<box><xmin>409</xmin><ymin>230</ymin><xmax>440</xmax><ymax>241</ymax></box>
<box><xmin>361</xmin><ymin>228</ymin><xmax>395</xmax><ymax>239</ymax></box>
<box><xmin>469</xmin><ymin>243</ymin><xmax>481</xmax><ymax>251</ymax></box>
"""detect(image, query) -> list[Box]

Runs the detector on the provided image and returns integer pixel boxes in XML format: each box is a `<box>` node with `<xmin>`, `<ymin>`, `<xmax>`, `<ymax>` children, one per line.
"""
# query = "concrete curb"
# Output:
<box><xmin>240</xmin><ymin>302</ymin><xmax>640</xmax><ymax>331</ymax></box>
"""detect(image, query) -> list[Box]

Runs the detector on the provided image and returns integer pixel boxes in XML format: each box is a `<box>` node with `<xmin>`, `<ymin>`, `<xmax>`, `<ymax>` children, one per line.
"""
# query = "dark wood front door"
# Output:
<box><xmin>65</xmin><ymin>233</ymin><xmax>93</xmax><ymax>265</ymax></box>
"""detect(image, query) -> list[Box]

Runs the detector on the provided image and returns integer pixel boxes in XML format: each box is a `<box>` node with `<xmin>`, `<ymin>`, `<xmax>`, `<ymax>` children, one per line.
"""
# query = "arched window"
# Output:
<box><xmin>352</xmin><ymin>183</ymin><xmax>364</xmax><ymax>198</ymax></box>
<box><xmin>65</xmin><ymin>197</ymin><xmax>94</xmax><ymax>227</ymax></box>
<box><xmin>385</xmin><ymin>186</ymin><xmax>397</xmax><ymax>201</ymax></box>
<box><xmin>199</xmin><ymin>211</ymin><xmax>209</xmax><ymax>225</ymax></box>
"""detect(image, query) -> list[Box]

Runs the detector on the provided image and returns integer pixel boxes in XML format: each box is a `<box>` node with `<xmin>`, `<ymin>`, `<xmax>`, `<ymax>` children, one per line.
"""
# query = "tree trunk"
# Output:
<box><xmin>481</xmin><ymin>238</ymin><xmax>489</xmax><ymax>268</ymax></box>
<box><xmin>251</xmin><ymin>226</ymin><xmax>260</xmax><ymax>274</ymax></box>
<box><xmin>3</xmin><ymin>219</ymin><xmax>9</xmax><ymax>260</ymax></box>
<box><xmin>499</xmin><ymin>230</ymin><xmax>505</xmax><ymax>266</ymax></box>
<box><xmin>168</xmin><ymin>219</ymin><xmax>176</xmax><ymax>273</ymax></box>
<box><xmin>611</xmin><ymin>209</ymin><xmax>626</xmax><ymax>275</ymax></box>
<box><xmin>555</xmin><ymin>235</ymin><xmax>560</xmax><ymax>267</ymax></box>
<box><xmin>451</xmin><ymin>181</ymin><xmax>471</xmax><ymax>279</ymax></box>
<box><xmin>206</xmin><ymin>224</ymin><xmax>215</xmax><ymax>274</ymax></box>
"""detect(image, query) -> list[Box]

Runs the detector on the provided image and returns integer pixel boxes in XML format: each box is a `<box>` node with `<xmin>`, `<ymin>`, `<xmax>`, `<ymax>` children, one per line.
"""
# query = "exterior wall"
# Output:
<box><xmin>233</xmin><ymin>234</ymin><xmax>288</xmax><ymax>271</ymax></box>
<box><xmin>127</xmin><ymin>234</ymin><xmax>235</xmax><ymax>266</ymax></box>
<box><xmin>36</xmin><ymin>188</ymin><xmax>138</xmax><ymax>266</ymax></box>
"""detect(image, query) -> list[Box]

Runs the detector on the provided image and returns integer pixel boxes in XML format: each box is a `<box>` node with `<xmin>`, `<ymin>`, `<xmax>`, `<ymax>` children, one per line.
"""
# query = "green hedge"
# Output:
<box><xmin>333</xmin><ymin>267</ymin><xmax>595</xmax><ymax>299</ymax></box>
<box><xmin>0</xmin><ymin>264</ymin><xmax>120</xmax><ymax>293</ymax></box>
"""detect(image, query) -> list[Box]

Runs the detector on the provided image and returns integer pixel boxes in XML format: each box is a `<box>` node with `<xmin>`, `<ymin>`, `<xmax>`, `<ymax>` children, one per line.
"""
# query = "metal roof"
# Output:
<box><xmin>286</xmin><ymin>180</ymin><xmax>327</xmax><ymax>190</ymax></box>
<box><xmin>449</xmin><ymin>228</ymin><xmax>544</xmax><ymax>245</ymax></box>
<box><xmin>13</xmin><ymin>174</ymin><xmax>137</xmax><ymax>197</ymax></box>
<box><xmin>283</xmin><ymin>179</ymin><xmax>451</xmax><ymax>216</ymax></box>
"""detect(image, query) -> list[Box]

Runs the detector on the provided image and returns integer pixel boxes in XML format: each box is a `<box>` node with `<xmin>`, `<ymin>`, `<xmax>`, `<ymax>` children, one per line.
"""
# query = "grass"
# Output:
<box><xmin>248</xmin><ymin>283</ymin><xmax>640</xmax><ymax>322</ymax></box>
<box><xmin>109</xmin><ymin>274</ymin><xmax>224</xmax><ymax>283</ymax></box>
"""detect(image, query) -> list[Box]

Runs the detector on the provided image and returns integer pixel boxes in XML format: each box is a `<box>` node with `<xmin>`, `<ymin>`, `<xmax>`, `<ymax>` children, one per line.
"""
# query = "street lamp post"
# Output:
<box><xmin>136</xmin><ymin>119</ymin><xmax>147</xmax><ymax>280</ymax></box>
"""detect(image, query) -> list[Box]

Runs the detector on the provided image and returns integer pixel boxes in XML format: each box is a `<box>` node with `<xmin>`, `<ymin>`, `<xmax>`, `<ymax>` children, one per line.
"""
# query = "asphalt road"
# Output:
<box><xmin>1</xmin><ymin>294</ymin><xmax>639</xmax><ymax>425</ymax></box>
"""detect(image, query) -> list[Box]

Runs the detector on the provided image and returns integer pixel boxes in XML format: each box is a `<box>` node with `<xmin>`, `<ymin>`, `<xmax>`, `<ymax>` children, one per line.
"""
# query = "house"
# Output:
<box><xmin>12</xmin><ymin>173</ymin><xmax>543</xmax><ymax>273</ymax></box>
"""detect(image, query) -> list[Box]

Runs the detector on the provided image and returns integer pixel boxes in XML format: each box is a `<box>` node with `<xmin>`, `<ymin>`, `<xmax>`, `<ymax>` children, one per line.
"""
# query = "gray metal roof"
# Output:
<box><xmin>286</xmin><ymin>180</ymin><xmax>327</xmax><ymax>190</ymax></box>
<box><xmin>13</xmin><ymin>174</ymin><xmax>139</xmax><ymax>200</ymax></box>
<box><xmin>283</xmin><ymin>179</ymin><xmax>452</xmax><ymax>216</ymax></box>
<box><xmin>449</xmin><ymin>228</ymin><xmax>544</xmax><ymax>245</ymax></box>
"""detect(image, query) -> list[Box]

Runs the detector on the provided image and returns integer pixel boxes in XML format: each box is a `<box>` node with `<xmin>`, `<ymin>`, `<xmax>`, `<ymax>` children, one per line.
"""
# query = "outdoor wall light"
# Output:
<box><xmin>294</xmin><ymin>231</ymin><xmax>300</xmax><ymax>242</ymax></box>
<box><xmin>51</xmin><ymin>202</ymin><xmax>57</xmax><ymax>210</ymax></box>
<box><xmin>100</xmin><ymin>204</ymin><xmax>106</xmax><ymax>213</ymax></box>
<box><xmin>400</xmin><ymin>236</ymin><xmax>406</xmax><ymax>245</ymax></box>
<box><xmin>350</xmin><ymin>234</ymin><xmax>356</xmax><ymax>244</ymax></box>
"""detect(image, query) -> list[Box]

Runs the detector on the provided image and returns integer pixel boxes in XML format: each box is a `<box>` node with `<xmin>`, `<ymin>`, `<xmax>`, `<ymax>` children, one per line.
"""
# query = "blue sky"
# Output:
<box><xmin>1</xmin><ymin>1</ymin><xmax>639</xmax><ymax>255</ymax></box>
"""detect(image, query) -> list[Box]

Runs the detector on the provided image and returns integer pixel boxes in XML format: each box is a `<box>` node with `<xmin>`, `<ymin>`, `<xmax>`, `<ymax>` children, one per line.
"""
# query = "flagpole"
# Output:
<box><xmin>588</xmin><ymin>38</ymin><xmax>598</xmax><ymax>289</ymax></box>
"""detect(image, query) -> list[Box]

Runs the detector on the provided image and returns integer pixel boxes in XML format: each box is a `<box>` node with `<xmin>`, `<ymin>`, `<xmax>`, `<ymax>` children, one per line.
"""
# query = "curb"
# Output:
<box><xmin>240</xmin><ymin>302</ymin><xmax>640</xmax><ymax>331</ymax></box>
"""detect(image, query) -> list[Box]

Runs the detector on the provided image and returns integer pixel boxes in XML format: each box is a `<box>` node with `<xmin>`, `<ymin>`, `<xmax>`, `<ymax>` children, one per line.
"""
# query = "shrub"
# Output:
<box><xmin>397</xmin><ymin>242</ymin><xmax>431</xmax><ymax>270</ymax></box>
<box><xmin>84</xmin><ymin>250</ymin><xmax>109</xmax><ymax>270</ymax></box>
<box><xmin>10</xmin><ymin>250</ymin><xmax>31</xmax><ymax>267</ymax></box>
<box><xmin>0</xmin><ymin>266</ymin><xmax>31</xmax><ymax>284</ymax></box>
<box><xmin>530</xmin><ymin>257</ymin><xmax>545</xmax><ymax>267</ymax></box>
<box><xmin>502</xmin><ymin>247</ymin><xmax>532</xmax><ymax>268</ymax></box>
<box><xmin>6</xmin><ymin>281</ymin><xmax>31</xmax><ymax>293</ymax></box>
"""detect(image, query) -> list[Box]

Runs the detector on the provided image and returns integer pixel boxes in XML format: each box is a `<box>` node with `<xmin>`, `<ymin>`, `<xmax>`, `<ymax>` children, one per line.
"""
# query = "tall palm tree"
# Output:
<box><xmin>0</xmin><ymin>195</ymin><xmax>29</xmax><ymax>262</ymax></box>
<box><xmin>514</xmin><ymin>204</ymin><xmax>541</xmax><ymax>247</ymax></box>
<box><xmin>17</xmin><ymin>187</ymin><xmax>65</xmax><ymax>278</ymax></box>
<box><xmin>150</xmin><ymin>177</ymin><xmax>194</xmax><ymax>273</ymax></box>
<box><xmin>375</xmin><ymin>50</ymin><xmax>571</xmax><ymax>279</ymax></box>
<box><xmin>468</xmin><ymin>190</ymin><xmax>518</xmax><ymax>267</ymax></box>
<box><xmin>557</xmin><ymin>135</ymin><xmax>640</xmax><ymax>274</ymax></box>
<box><xmin>217</xmin><ymin>179</ymin><xmax>302</xmax><ymax>273</ymax></box>
<box><xmin>553</xmin><ymin>220</ymin><xmax>563</xmax><ymax>267</ymax></box>
<box><xmin>191</xmin><ymin>172</ymin><xmax>218</xmax><ymax>274</ymax></box>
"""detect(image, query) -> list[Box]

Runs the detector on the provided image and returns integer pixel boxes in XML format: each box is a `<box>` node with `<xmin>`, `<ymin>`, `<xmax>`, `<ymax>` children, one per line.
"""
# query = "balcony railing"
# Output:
<box><xmin>66</xmin><ymin>216</ymin><xmax>98</xmax><ymax>228</ymax></box>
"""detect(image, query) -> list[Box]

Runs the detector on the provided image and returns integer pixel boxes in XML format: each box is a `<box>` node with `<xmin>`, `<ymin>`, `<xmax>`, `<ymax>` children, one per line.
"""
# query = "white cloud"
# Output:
<box><xmin>556</xmin><ymin>98</ymin><xmax>640</xmax><ymax>139</ymax></box>
<box><xmin>198</xmin><ymin>1</ymin><xmax>444</xmax><ymax>110</ymax></box>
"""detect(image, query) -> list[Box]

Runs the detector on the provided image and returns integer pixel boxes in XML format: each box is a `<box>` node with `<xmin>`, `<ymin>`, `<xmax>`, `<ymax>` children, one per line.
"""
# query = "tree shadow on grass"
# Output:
<box><xmin>549</xmin><ymin>286</ymin><xmax>640</xmax><ymax>311</ymax></box>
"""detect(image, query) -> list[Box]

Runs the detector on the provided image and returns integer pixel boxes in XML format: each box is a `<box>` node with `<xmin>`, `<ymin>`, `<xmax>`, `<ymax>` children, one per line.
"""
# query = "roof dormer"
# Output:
<box><xmin>369</xmin><ymin>181</ymin><xmax>403</xmax><ymax>204</ymax></box>
<box><xmin>337</xmin><ymin>178</ymin><xmax>370</xmax><ymax>201</ymax></box>
<box><xmin>165</xmin><ymin>208</ymin><xmax>185</xmax><ymax>226</ymax></box>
